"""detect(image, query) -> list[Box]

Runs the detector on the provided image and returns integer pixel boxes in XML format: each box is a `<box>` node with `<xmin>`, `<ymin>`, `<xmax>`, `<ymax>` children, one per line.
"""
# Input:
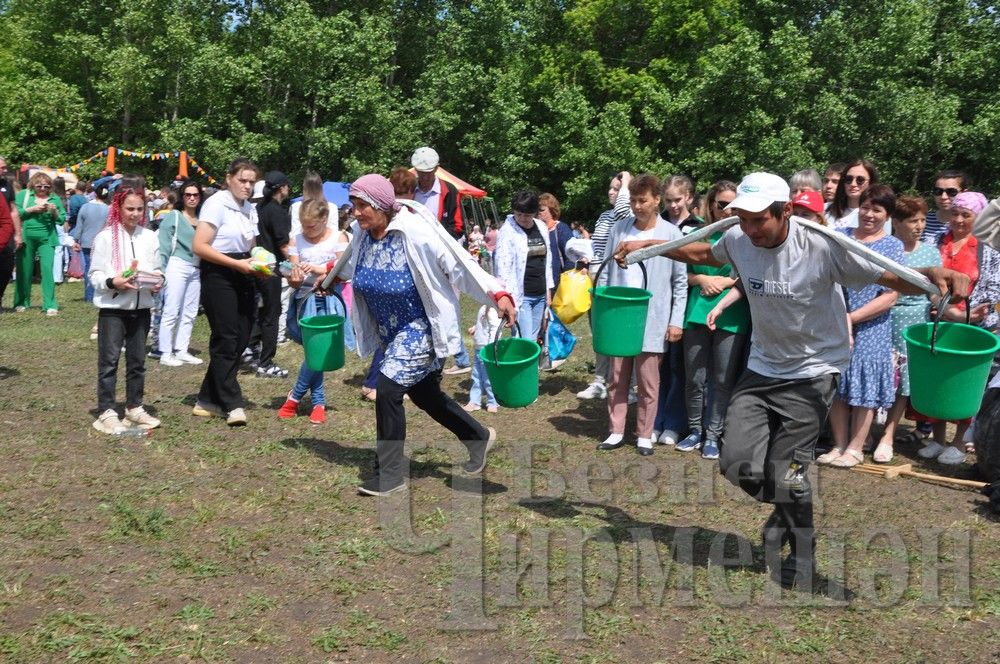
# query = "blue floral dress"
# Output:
<box><xmin>838</xmin><ymin>231</ymin><xmax>904</xmax><ymax>408</ymax></box>
<box><xmin>889</xmin><ymin>243</ymin><xmax>941</xmax><ymax>396</ymax></box>
<box><xmin>352</xmin><ymin>231</ymin><xmax>440</xmax><ymax>387</ymax></box>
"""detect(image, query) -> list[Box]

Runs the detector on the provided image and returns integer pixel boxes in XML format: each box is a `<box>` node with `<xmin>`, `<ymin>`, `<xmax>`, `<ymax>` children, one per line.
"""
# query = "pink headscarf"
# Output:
<box><xmin>952</xmin><ymin>191</ymin><xmax>988</xmax><ymax>217</ymax></box>
<box><xmin>349</xmin><ymin>174</ymin><xmax>400</xmax><ymax>213</ymax></box>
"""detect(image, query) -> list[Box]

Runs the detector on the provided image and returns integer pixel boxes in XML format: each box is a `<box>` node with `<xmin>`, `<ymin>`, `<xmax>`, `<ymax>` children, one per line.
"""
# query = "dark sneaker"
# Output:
<box><xmin>701</xmin><ymin>439</ymin><xmax>720</xmax><ymax>459</ymax></box>
<box><xmin>357</xmin><ymin>477</ymin><xmax>407</xmax><ymax>496</ymax></box>
<box><xmin>463</xmin><ymin>427</ymin><xmax>496</xmax><ymax>474</ymax></box>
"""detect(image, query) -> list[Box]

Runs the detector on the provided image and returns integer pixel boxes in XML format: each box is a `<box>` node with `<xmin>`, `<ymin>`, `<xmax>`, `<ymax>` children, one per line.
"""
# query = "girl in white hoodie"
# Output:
<box><xmin>88</xmin><ymin>188</ymin><xmax>164</xmax><ymax>434</ymax></box>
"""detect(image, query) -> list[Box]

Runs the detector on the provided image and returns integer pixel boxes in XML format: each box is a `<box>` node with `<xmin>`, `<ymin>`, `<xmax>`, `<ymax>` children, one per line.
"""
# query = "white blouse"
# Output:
<box><xmin>199</xmin><ymin>190</ymin><xmax>258</xmax><ymax>253</ymax></box>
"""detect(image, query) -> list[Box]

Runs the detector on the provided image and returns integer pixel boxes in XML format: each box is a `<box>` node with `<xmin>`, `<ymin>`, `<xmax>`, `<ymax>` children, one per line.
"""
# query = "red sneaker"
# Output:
<box><xmin>309</xmin><ymin>405</ymin><xmax>326</xmax><ymax>424</ymax></box>
<box><xmin>278</xmin><ymin>397</ymin><xmax>299</xmax><ymax>419</ymax></box>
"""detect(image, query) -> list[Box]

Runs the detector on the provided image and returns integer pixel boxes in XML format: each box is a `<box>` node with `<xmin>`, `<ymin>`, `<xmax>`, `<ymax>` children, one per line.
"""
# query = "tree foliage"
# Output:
<box><xmin>1</xmin><ymin>0</ymin><xmax>999</xmax><ymax>219</ymax></box>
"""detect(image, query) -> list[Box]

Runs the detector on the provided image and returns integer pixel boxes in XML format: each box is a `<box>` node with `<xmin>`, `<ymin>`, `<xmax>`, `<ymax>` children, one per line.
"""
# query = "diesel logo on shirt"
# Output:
<box><xmin>748</xmin><ymin>277</ymin><xmax>793</xmax><ymax>298</ymax></box>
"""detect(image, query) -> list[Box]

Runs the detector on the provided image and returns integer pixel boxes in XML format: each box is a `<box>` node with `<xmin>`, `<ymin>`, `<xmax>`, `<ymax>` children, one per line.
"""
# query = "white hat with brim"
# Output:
<box><xmin>725</xmin><ymin>172</ymin><xmax>790</xmax><ymax>213</ymax></box>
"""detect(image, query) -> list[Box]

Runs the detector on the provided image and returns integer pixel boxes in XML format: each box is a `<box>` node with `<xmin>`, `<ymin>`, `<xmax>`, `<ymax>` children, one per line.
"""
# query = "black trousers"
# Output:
<box><xmin>374</xmin><ymin>367</ymin><xmax>488</xmax><ymax>484</ymax></box>
<box><xmin>0</xmin><ymin>239</ymin><xmax>13</xmax><ymax>308</ymax></box>
<box><xmin>97</xmin><ymin>308</ymin><xmax>151</xmax><ymax>413</ymax></box>
<box><xmin>255</xmin><ymin>274</ymin><xmax>281</xmax><ymax>366</ymax></box>
<box><xmin>719</xmin><ymin>370</ymin><xmax>838</xmax><ymax>505</ymax></box>
<box><xmin>198</xmin><ymin>260</ymin><xmax>255</xmax><ymax>412</ymax></box>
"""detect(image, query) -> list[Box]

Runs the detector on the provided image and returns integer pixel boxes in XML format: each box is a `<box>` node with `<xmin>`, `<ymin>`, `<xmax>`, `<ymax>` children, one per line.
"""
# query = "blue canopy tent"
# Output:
<box><xmin>292</xmin><ymin>181</ymin><xmax>351</xmax><ymax>207</ymax></box>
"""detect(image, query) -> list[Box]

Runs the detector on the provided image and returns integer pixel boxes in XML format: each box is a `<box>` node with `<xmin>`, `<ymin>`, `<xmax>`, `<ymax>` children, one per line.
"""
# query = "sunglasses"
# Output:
<box><xmin>35</xmin><ymin>184</ymin><xmax>52</xmax><ymax>189</ymax></box>
<box><xmin>715</xmin><ymin>198</ymin><xmax>734</xmax><ymax>208</ymax></box>
<box><xmin>933</xmin><ymin>187</ymin><xmax>960</xmax><ymax>197</ymax></box>
<box><xmin>183</xmin><ymin>192</ymin><xmax>201</xmax><ymax>198</ymax></box>
<box><xmin>842</xmin><ymin>175</ymin><xmax>867</xmax><ymax>186</ymax></box>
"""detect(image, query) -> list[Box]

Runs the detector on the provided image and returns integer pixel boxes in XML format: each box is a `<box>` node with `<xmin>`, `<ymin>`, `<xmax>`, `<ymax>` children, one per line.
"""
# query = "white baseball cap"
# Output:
<box><xmin>411</xmin><ymin>146</ymin><xmax>439</xmax><ymax>172</ymax></box>
<box><xmin>726</xmin><ymin>172</ymin><xmax>790</xmax><ymax>213</ymax></box>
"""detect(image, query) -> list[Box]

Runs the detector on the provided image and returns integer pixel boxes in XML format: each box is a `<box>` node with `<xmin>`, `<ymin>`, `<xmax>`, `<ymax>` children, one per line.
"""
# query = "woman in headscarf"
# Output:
<box><xmin>337</xmin><ymin>174</ymin><xmax>517</xmax><ymax>496</ymax></box>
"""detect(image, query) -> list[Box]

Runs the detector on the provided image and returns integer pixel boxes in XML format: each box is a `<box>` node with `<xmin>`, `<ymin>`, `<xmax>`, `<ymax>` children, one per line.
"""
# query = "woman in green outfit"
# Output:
<box><xmin>14</xmin><ymin>171</ymin><xmax>66</xmax><ymax>314</ymax></box>
<box><xmin>675</xmin><ymin>180</ymin><xmax>751</xmax><ymax>460</ymax></box>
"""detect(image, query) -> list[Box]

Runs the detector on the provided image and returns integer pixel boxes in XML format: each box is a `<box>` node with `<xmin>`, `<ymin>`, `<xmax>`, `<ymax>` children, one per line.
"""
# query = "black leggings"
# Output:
<box><xmin>197</xmin><ymin>259</ymin><xmax>255</xmax><ymax>412</ymax></box>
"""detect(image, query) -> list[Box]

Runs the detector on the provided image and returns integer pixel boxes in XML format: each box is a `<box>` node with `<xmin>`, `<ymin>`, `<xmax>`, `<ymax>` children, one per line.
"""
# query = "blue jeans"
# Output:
<box><xmin>469</xmin><ymin>350</ymin><xmax>497</xmax><ymax>407</ymax></box>
<box><xmin>518</xmin><ymin>294</ymin><xmax>547</xmax><ymax>341</ymax></box>
<box><xmin>290</xmin><ymin>296</ymin><xmax>331</xmax><ymax>405</ymax></box>
<box><xmin>653</xmin><ymin>340</ymin><xmax>687</xmax><ymax>435</ymax></box>
<box><xmin>336</xmin><ymin>282</ymin><xmax>356</xmax><ymax>352</ymax></box>
<box><xmin>453</xmin><ymin>343</ymin><xmax>471</xmax><ymax>368</ymax></box>
<box><xmin>82</xmin><ymin>248</ymin><xmax>94</xmax><ymax>302</ymax></box>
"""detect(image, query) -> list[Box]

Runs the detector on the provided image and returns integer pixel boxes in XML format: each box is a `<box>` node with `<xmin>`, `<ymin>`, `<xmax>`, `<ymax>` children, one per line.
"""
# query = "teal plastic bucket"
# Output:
<box><xmin>589</xmin><ymin>259</ymin><xmax>651</xmax><ymax>357</ymax></box>
<box><xmin>300</xmin><ymin>314</ymin><xmax>346</xmax><ymax>372</ymax></box>
<box><xmin>480</xmin><ymin>323</ymin><xmax>541</xmax><ymax>408</ymax></box>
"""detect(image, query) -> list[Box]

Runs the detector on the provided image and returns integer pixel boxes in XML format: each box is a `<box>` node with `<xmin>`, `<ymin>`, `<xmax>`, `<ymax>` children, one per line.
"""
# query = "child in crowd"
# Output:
<box><xmin>89</xmin><ymin>188</ymin><xmax>163</xmax><ymax>433</ymax></box>
<box><xmin>279</xmin><ymin>199</ymin><xmax>351</xmax><ymax>424</ymax></box>
<box><xmin>464</xmin><ymin>304</ymin><xmax>502</xmax><ymax>412</ymax></box>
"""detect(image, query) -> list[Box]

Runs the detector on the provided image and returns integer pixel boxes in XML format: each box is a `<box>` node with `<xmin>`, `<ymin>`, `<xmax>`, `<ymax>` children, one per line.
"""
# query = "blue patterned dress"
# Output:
<box><xmin>889</xmin><ymin>243</ymin><xmax>941</xmax><ymax>396</ymax></box>
<box><xmin>352</xmin><ymin>231</ymin><xmax>440</xmax><ymax>387</ymax></box>
<box><xmin>838</xmin><ymin>231</ymin><xmax>904</xmax><ymax>408</ymax></box>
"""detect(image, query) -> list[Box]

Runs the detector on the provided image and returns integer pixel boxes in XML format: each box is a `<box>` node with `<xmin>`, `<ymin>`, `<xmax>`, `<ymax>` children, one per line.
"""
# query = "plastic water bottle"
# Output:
<box><xmin>113</xmin><ymin>427</ymin><xmax>152</xmax><ymax>438</ymax></box>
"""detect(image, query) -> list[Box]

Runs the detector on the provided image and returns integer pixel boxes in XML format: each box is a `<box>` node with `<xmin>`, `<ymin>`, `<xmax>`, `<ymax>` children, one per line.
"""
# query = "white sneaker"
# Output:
<box><xmin>576</xmin><ymin>381</ymin><xmax>607</xmax><ymax>400</ymax></box>
<box><xmin>45</xmin><ymin>308</ymin><xmax>58</xmax><ymax>317</ymax></box>
<box><xmin>227</xmin><ymin>408</ymin><xmax>247</xmax><ymax>426</ymax></box>
<box><xmin>936</xmin><ymin>446</ymin><xmax>966</xmax><ymax>465</ymax></box>
<box><xmin>174</xmin><ymin>351</ymin><xmax>203</xmax><ymax>365</ymax></box>
<box><xmin>125</xmin><ymin>406</ymin><xmax>161</xmax><ymax>430</ymax></box>
<box><xmin>93</xmin><ymin>409</ymin><xmax>125</xmax><ymax>434</ymax></box>
<box><xmin>658</xmin><ymin>430</ymin><xmax>678</xmax><ymax>446</ymax></box>
<box><xmin>159</xmin><ymin>354</ymin><xmax>184</xmax><ymax>367</ymax></box>
<box><xmin>14</xmin><ymin>306</ymin><xmax>25</xmax><ymax>313</ymax></box>
<box><xmin>89</xmin><ymin>324</ymin><xmax>98</xmax><ymax>341</ymax></box>
<box><xmin>918</xmin><ymin>441</ymin><xmax>945</xmax><ymax>459</ymax></box>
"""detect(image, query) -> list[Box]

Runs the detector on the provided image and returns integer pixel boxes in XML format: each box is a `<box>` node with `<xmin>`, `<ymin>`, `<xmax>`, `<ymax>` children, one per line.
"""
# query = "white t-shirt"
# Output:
<box><xmin>288</xmin><ymin>230</ymin><xmax>348</xmax><ymax>295</ymax></box>
<box><xmin>199</xmin><ymin>190</ymin><xmax>258</xmax><ymax>253</ymax></box>
<box><xmin>289</xmin><ymin>200</ymin><xmax>340</xmax><ymax>238</ymax></box>
<box><xmin>622</xmin><ymin>225</ymin><xmax>656</xmax><ymax>288</ymax></box>
<box><xmin>711</xmin><ymin>219</ymin><xmax>885</xmax><ymax>379</ymax></box>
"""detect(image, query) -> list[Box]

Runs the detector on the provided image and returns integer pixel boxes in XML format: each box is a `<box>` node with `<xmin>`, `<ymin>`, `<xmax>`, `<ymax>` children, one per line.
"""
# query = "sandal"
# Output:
<box><xmin>816</xmin><ymin>448</ymin><xmax>844</xmax><ymax>465</ymax></box>
<box><xmin>873</xmin><ymin>441</ymin><xmax>893</xmax><ymax>464</ymax></box>
<box><xmin>830</xmin><ymin>448</ymin><xmax>864</xmax><ymax>468</ymax></box>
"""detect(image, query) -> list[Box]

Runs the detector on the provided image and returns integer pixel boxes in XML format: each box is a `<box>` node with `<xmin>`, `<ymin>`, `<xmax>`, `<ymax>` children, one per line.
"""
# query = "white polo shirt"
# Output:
<box><xmin>199</xmin><ymin>190</ymin><xmax>258</xmax><ymax>253</ymax></box>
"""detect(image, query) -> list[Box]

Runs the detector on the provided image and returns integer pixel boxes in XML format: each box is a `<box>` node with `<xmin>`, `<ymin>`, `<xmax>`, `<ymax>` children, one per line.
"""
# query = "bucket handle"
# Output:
<box><xmin>592</xmin><ymin>255</ymin><xmax>648</xmax><ymax>292</ymax></box>
<box><xmin>929</xmin><ymin>290</ymin><xmax>970</xmax><ymax>354</ymax></box>
<box><xmin>296</xmin><ymin>285</ymin><xmax>348</xmax><ymax>322</ymax></box>
<box><xmin>492</xmin><ymin>320</ymin><xmax>523</xmax><ymax>366</ymax></box>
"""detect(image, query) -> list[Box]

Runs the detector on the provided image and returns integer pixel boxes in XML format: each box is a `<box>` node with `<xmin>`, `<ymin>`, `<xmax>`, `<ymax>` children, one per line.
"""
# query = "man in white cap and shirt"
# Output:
<box><xmin>614</xmin><ymin>172</ymin><xmax>970</xmax><ymax>591</ymax></box>
<box><xmin>411</xmin><ymin>146</ymin><xmax>472</xmax><ymax>375</ymax></box>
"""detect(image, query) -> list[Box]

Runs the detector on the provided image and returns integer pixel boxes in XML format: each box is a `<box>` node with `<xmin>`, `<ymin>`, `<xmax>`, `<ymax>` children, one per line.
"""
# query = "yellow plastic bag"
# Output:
<box><xmin>551</xmin><ymin>268</ymin><xmax>593</xmax><ymax>324</ymax></box>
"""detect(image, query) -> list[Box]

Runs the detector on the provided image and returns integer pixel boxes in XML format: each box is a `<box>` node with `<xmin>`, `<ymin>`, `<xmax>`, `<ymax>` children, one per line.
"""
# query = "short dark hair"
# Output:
<box><xmin>859</xmin><ymin>183</ymin><xmax>896</xmax><ymax>217</ymax></box>
<box><xmin>934</xmin><ymin>169</ymin><xmax>969</xmax><ymax>190</ymax></box>
<box><xmin>628</xmin><ymin>173</ymin><xmax>661</xmax><ymax>199</ymax></box>
<box><xmin>825</xmin><ymin>162</ymin><xmax>847</xmax><ymax>176</ymax></box>
<box><xmin>767</xmin><ymin>200</ymin><xmax>787</xmax><ymax>219</ymax></box>
<box><xmin>893</xmin><ymin>195</ymin><xmax>927</xmax><ymax>221</ymax></box>
<box><xmin>227</xmin><ymin>157</ymin><xmax>259</xmax><ymax>177</ymax></box>
<box><xmin>511</xmin><ymin>189</ymin><xmax>539</xmax><ymax>214</ymax></box>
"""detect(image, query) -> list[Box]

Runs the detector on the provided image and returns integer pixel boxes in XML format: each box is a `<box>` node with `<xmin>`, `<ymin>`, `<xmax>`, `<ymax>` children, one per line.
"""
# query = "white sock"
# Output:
<box><xmin>602</xmin><ymin>433</ymin><xmax>624</xmax><ymax>446</ymax></box>
<box><xmin>637</xmin><ymin>437</ymin><xmax>652</xmax><ymax>449</ymax></box>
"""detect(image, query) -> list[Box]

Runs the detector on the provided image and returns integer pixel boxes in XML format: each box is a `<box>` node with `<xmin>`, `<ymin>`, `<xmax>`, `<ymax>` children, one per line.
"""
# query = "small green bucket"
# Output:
<box><xmin>298</xmin><ymin>290</ymin><xmax>348</xmax><ymax>372</ymax></box>
<box><xmin>589</xmin><ymin>259</ymin><xmax>652</xmax><ymax>357</ymax></box>
<box><xmin>903</xmin><ymin>311</ymin><xmax>1000</xmax><ymax>420</ymax></box>
<box><xmin>480</xmin><ymin>322</ymin><xmax>541</xmax><ymax>408</ymax></box>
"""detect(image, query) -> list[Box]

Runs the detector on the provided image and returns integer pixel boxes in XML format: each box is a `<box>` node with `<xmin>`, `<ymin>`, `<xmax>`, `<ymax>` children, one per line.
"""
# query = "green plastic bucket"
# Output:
<box><xmin>903</xmin><ymin>321</ymin><xmax>1000</xmax><ymax>420</ymax></box>
<box><xmin>480</xmin><ymin>323</ymin><xmax>541</xmax><ymax>408</ymax></box>
<box><xmin>297</xmin><ymin>289</ymin><xmax>349</xmax><ymax>372</ymax></box>
<box><xmin>589</xmin><ymin>259</ymin><xmax>652</xmax><ymax>357</ymax></box>
<box><xmin>300</xmin><ymin>314</ymin><xmax>346</xmax><ymax>371</ymax></box>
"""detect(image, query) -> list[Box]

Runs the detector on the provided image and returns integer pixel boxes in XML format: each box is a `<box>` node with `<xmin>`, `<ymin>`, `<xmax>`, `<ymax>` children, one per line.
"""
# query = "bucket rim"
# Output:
<box><xmin>902</xmin><ymin>321</ymin><xmax>1000</xmax><ymax>356</ymax></box>
<box><xmin>299</xmin><ymin>315</ymin><xmax>345</xmax><ymax>330</ymax></box>
<box><xmin>590</xmin><ymin>286</ymin><xmax>653</xmax><ymax>302</ymax></box>
<box><xmin>481</xmin><ymin>338</ymin><xmax>541</xmax><ymax>366</ymax></box>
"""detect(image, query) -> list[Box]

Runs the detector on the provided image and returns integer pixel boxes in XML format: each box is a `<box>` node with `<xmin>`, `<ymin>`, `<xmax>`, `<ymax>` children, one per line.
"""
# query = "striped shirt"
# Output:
<box><xmin>921</xmin><ymin>210</ymin><xmax>947</xmax><ymax>244</ymax></box>
<box><xmin>591</xmin><ymin>189</ymin><xmax>632</xmax><ymax>262</ymax></box>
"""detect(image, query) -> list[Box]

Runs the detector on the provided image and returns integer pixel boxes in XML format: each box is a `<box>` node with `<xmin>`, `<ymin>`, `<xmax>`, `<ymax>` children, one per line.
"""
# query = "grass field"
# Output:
<box><xmin>0</xmin><ymin>281</ymin><xmax>998</xmax><ymax>663</ymax></box>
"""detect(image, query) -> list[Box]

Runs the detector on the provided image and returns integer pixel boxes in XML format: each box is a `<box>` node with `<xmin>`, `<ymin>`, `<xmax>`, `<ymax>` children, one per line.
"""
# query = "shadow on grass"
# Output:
<box><xmin>519</xmin><ymin>498</ymin><xmax>855</xmax><ymax>600</ymax></box>
<box><xmin>280</xmin><ymin>436</ymin><xmax>508</xmax><ymax>494</ymax></box>
<box><xmin>547</xmin><ymin>398</ymin><xmax>614</xmax><ymax>439</ymax></box>
<box><xmin>0</xmin><ymin>366</ymin><xmax>21</xmax><ymax>380</ymax></box>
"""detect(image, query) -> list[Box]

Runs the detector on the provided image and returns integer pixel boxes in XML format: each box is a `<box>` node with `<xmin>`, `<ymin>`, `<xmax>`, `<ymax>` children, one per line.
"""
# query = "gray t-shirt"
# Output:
<box><xmin>71</xmin><ymin>201</ymin><xmax>109</xmax><ymax>249</ymax></box>
<box><xmin>712</xmin><ymin>219</ymin><xmax>885</xmax><ymax>379</ymax></box>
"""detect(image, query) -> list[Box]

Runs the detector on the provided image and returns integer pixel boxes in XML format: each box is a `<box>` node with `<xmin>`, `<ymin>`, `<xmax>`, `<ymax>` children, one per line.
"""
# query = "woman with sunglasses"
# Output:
<box><xmin>13</xmin><ymin>171</ymin><xmax>66</xmax><ymax>315</ymax></box>
<box><xmin>157</xmin><ymin>179</ymin><xmax>204</xmax><ymax>366</ymax></box>
<box><xmin>825</xmin><ymin>159</ymin><xmax>878</xmax><ymax>231</ymax></box>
